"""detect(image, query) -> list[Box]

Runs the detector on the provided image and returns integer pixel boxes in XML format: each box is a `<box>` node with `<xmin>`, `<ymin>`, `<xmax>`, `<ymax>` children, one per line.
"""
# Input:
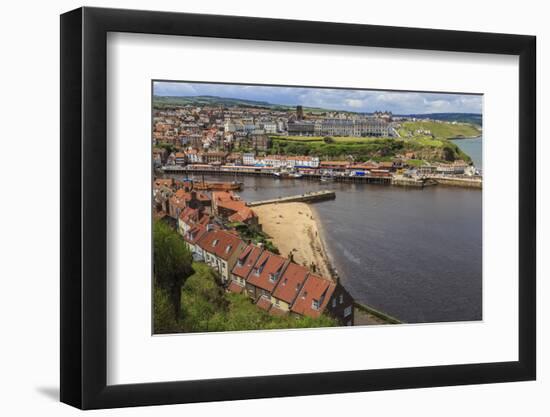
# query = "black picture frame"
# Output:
<box><xmin>60</xmin><ymin>6</ymin><xmax>536</xmax><ymax>410</ymax></box>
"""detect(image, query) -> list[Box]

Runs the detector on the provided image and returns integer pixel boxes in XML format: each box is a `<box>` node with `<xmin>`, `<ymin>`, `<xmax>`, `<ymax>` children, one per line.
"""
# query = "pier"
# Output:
<box><xmin>429</xmin><ymin>175</ymin><xmax>482</xmax><ymax>189</ymax></box>
<box><xmin>247</xmin><ymin>190</ymin><xmax>336</xmax><ymax>206</ymax></box>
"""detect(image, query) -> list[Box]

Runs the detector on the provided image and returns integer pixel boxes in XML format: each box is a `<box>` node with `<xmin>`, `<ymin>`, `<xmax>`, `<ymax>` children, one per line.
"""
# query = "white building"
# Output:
<box><xmin>185</xmin><ymin>149</ymin><xmax>203</xmax><ymax>164</ymax></box>
<box><xmin>262</xmin><ymin>122</ymin><xmax>278</xmax><ymax>134</ymax></box>
<box><xmin>242</xmin><ymin>153</ymin><xmax>256</xmax><ymax>166</ymax></box>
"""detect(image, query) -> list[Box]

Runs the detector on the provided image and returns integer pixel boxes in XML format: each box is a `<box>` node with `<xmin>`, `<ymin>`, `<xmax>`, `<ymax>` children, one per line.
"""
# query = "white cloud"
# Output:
<box><xmin>153</xmin><ymin>81</ymin><xmax>482</xmax><ymax>114</ymax></box>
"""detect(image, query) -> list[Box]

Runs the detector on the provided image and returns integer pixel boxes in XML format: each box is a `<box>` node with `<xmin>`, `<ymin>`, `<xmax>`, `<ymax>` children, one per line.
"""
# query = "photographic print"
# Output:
<box><xmin>152</xmin><ymin>81</ymin><xmax>482</xmax><ymax>334</ymax></box>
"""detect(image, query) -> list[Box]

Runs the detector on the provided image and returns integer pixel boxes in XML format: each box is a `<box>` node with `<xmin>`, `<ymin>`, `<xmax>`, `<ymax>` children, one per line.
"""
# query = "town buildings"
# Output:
<box><xmin>313</xmin><ymin>118</ymin><xmax>396</xmax><ymax>137</ymax></box>
<box><xmin>153</xmin><ymin>175</ymin><xmax>356</xmax><ymax>325</ymax></box>
<box><xmin>198</xmin><ymin>229</ymin><xmax>247</xmax><ymax>283</ymax></box>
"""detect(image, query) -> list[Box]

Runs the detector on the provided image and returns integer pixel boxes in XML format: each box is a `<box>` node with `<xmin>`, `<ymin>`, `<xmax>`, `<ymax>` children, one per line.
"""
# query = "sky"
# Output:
<box><xmin>153</xmin><ymin>81</ymin><xmax>482</xmax><ymax>115</ymax></box>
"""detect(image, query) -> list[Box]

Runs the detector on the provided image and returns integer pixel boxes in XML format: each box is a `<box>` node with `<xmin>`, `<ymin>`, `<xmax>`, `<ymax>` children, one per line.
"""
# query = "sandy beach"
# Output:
<box><xmin>253</xmin><ymin>202</ymin><xmax>333</xmax><ymax>279</ymax></box>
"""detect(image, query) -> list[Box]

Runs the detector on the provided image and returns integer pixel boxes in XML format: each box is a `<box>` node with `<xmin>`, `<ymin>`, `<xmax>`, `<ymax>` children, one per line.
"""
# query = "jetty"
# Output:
<box><xmin>247</xmin><ymin>190</ymin><xmax>336</xmax><ymax>207</ymax></box>
<box><xmin>429</xmin><ymin>175</ymin><xmax>482</xmax><ymax>189</ymax></box>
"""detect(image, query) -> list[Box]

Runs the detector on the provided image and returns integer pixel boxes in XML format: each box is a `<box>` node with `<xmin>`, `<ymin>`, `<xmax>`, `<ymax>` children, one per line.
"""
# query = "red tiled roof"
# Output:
<box><xmin>179</xmin><ymin>207</ymin><xmax>210</xmax><ymax>226</ymax></box>
<box><xmin>183</xmin><ymin>224</ymin><xmax>209</xmax><ymax>245</ymax></box>
<box><xmin>171</xmin><ymin>189</ymin><xmax>211</xmax><ymax>208</ymax></box>
<box><xmin>213</xmin><ymin>191</ymin><xmax>256</xmax><ymax>223</ymax></box>
<box><xmin>291</xmin><ymin>274</ymin><xmax>335</xmax><ymax>319</ymax></box>
<box><xmin>272</xmin><ymin>263</ymin><xmax>309</xmax><ymax>304</ymax></box>
<box><xmin>256</xmin><ymin>296</ymin><xmax>272</xmax><ymax>312</ymax></box>
<box><xmin>227</xmin><ymin>280</ymin><xmax>244</xmax><ymax>294</ymax></box>
<box><xmin>197</xmin><ymin>230</ymin><xmax>244</xmax><ymax>261</ymax></box>
<box><xmin>246</xmin><ymin>251</ymin><xmax>288</xmax><ymax>293</ymax></box>
<box><xmin>212</xmin><ymin>191</ymin><xmax>238</xmax><ymax>203</ymax></box>
<box><xmin>232</xmin><ymin>244</ymin><xmax>263</xmax><ymax>279</ymax></box>
<box><xmin>228</xmin><ymin>206</ymin><xmax>256</xmax><ymax>223</ymax></box>
<box><xmin>153</xmin><ymin>178</ymin><xmax>175</xmax><ymax>189</ymax></box>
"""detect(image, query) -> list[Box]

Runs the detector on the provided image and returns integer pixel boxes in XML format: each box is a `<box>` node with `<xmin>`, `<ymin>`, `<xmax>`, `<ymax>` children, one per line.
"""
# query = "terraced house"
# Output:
<box><xmin>229</xmin><ymin>244</ymin><xmax>264</xmax><ymax>294</ymax></box>
<box><xmin>198</xmin><ymin>229</ymin><xmax>247</xmax><ymax>284</ymax></box>
<box><xmin>182</xmin><ymin>223</ymin><xmax>211</xmax><ymax>259</ymax></box>
<box><xmin>270</xmin><ymin>263</ymin><xmax>309</xmax><ymax>315</ymax></box>
<box><xmin>291</xmin><ymin>274</ymin><xmax>355</xmax><ymax>326</ymax></box>
<box><xmin>245</xmin><ymin>251</ymin><xmax>289</xmax><ymax>310</ymax></box>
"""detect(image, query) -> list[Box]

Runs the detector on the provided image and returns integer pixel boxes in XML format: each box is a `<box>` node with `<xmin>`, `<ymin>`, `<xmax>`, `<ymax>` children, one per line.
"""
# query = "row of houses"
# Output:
<box><xmin>181</xmin><ymin>224</ymin><xmax>354</xmax><ymax>325</ymax></box>
<box><xmin>242</xmin><ymin>153</ymin><xmax>320</xmax><ymax>169</ymax></box>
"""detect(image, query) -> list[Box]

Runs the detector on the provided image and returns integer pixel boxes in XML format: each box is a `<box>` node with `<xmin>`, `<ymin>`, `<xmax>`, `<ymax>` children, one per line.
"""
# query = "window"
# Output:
<box><xmin>332</xmin><ymin>297</ymin><xmax>336</xmax><ymax>308</ymax></box>
<box><xmin>339</xmin><ymin>294</ymin><xmax>344</xmax><ymax>304</ymax></box>
<box><xmin>312</xmin><ymin>299</ymin><xmax>320</xmax><ymax>310</ymax></box>
<box><xmin>212</xmin><ymin>239</ymin><xmax>219</xmax><ymax>247</ymax></box>
<box><xmin>225</xmin><ymin>245</ymin><xmax>232</xmax><ymax>254</ymax></box>
<box><xmin>344</xmin><ymin>305</ymin><xmax>352</xmax><ymax>317</ymax></box>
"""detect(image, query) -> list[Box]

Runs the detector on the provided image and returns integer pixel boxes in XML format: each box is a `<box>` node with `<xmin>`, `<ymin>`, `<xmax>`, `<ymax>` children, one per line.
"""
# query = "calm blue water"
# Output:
<box><xmin>451</xmin><ymin>136</ymin><xmax>482</xmax><ymax>168</ymax></box>
<box><xmin>168</xmin><ymin>174</ymin><xmax>482</xmax><ymax>324</ymax></box>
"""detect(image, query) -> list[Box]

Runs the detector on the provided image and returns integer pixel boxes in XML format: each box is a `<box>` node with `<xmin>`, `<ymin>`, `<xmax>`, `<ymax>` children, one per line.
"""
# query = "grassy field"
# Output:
<box><xmin>398</xmin><ymin>121</ymin><xmax>481</xmax><ymax>139</ymax></box>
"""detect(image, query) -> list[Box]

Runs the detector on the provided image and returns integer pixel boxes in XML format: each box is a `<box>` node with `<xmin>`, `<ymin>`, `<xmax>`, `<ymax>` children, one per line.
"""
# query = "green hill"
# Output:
<box><xmin>398</xmin><ymin>121</ymin><xmax>481</xmax><ymax>139</ymax></box>
<box><xmin>268</xmin><ymin>134</ymin><xmax>472</xmax><ymax>163</ymax></box>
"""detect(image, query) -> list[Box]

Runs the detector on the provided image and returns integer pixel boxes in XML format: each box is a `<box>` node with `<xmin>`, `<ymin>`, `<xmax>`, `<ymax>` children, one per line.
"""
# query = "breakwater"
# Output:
<box><xmin>247</xmin><ymin>190</ymin><xmax>336</xmax><ymax>206</ymax></box>
<box><xmin>430</xmin><ymin>176</ymin><xmax>482</xmax><ymax>189</ymax></box>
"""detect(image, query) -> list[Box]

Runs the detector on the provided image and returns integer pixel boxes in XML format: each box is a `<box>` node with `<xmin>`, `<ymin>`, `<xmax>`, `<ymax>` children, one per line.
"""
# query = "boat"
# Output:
<box><xmin>274</xmin><ymin>170</ymin><xmax>302</xmax><ymax>179</ymax></box>
<box><xmin>193</xmin><ymin>181</ymin><xmax>243</xmax><ymax>191</ymax></box>
<box><xmin>320</xmin><ymin>175</ymin><xmax>334</xmax><ymax>182</ymax></box>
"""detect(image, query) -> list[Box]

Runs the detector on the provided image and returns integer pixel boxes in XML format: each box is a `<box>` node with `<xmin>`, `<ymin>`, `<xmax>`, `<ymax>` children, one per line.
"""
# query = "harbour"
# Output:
<box><xmin>163</xmin><ymin>172</ymin><xmax>482</xmax><ymax>324</ymax></box>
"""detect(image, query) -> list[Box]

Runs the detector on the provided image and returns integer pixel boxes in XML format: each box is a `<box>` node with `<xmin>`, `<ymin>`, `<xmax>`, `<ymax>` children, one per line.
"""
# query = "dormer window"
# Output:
<box><xmin>225</xmin><ymin>245</ymin><xmax>232</xmax><ymax>254</ymax></box>
<box><xmin>312</xmin><ymin>299</ymin><xmax>320</xmax><ymax>310</ymax></box>
<box><xmin>302</xmin><ymin>290</ymin><xmax>308</xmax><ymax>299</ymax></box>
<box><xmin>269</xmin><ymin>273</ymin><xmax>277</xmax><ymax>283</ymax></box>
<box><xmin>282</xmin><ymin>278</ymin><xmax>288</xmax><ymax>286</ymax></box>
<box><xmin>212</xmin><ymin>239</ymin><xmax>219</xmax><ymax>247</ymax></box>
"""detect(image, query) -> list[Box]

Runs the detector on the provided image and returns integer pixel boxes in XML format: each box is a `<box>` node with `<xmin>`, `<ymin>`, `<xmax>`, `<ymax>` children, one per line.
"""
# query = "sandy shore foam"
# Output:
<box><xmin>253</xmin><ymin>202</ymin><xmax>332</xmax><ymax>279</ymax></box>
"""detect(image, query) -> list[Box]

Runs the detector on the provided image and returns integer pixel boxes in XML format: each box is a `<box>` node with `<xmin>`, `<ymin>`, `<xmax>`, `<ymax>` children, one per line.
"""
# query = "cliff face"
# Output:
<box><xmin>409</xmin><ymin>144</ymin><xmax>471</xmax><ymax>163</ymax></box>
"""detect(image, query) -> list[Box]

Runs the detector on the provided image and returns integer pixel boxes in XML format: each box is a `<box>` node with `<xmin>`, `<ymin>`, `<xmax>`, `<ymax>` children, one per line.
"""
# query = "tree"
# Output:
<box><xmin>153</xmin><ymin>220</ymin><xmax>194</xmax><ymax>319</ymax></box>
<box><xmin>153</xmin><ymin>287</ymin><xmax>179</xmax><ymax>333</ymax></box>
